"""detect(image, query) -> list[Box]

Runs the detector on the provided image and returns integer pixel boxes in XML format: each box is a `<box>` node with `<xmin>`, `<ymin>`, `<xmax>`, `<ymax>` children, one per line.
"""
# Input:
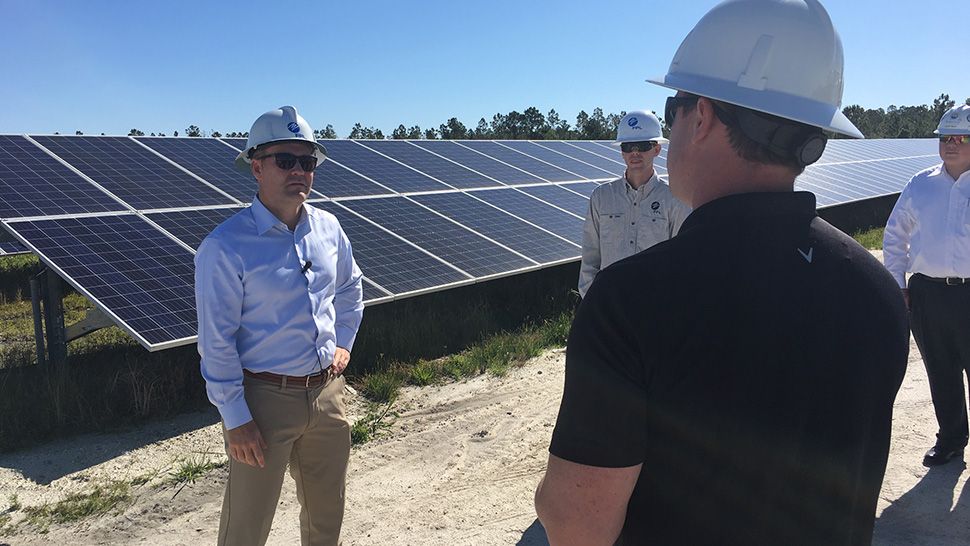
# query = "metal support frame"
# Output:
<box><xmin>28</xmin><ymin>267</ymin><xmax>109</xmax><ymax>369</ymax></box>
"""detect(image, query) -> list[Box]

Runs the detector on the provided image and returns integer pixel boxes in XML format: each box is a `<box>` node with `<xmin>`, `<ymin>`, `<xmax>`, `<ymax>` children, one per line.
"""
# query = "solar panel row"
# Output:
<box><xmin>0</xmin><ymin>135</ymin><xmax>941</xmax><ymax>350</ymax></box>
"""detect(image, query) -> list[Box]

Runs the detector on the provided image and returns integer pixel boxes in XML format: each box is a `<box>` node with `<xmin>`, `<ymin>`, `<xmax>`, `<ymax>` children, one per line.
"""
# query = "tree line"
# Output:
<box><xmin>68</xmin><ymin>93</ymin><xmax>969</xmax><ymax>140</ymax></box>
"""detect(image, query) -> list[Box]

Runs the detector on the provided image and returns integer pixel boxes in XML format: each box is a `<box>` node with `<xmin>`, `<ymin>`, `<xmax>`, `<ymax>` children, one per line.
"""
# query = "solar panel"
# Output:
<box><xmin>32</xmin><ymin>136</ymin><xmax>235</xmax><ymax>210</ymax></box>
<box><xmin>518</xmin><ymin>184</ymin><xmax>592</xmax><ymax>217</ymax></box>
<box><xmin>341</xmin><ymin>196</ymin><xmax>535</xmax><ymax>277</ymax></box>
<box><xmin>411</xmin><ymin>192</ymin><xmax>580</xmax><ymax>264</ymax></box>
<box><xmin>559</xmin><ymin>181</ymin><xmax>602</xmax><ymax>197</ymax></box>
<box><xmin>0</xmin><ymin>135</ymin><xmax>125</xmax><ymax>219</ymax></box>
<box><xmin>6</xmin><ymin>214</ymin><xmax>197</xmax><ymax>349</ymax></box>
<box><xmin>469</xmin><ymin>188</ymin><xmax>585</xmax><ymax>245</ymax></box>
<box><xmin>361</xmin><ymin>140</ymin><xmax>501</xmax><ymax>189</ymax></box>
<box><xmin>321</xmin><ymin>140</ymin><xmax>449</xmax><ymax>193</ymax></box>
<box><xmin>311</xmin><ymin>201</ymin><xmax>469</xmax><ymax>294</ymax></box>
<box><xmin>362</xmin><ymin>279</ymin><xmax>391</xmax><ymax>302</ymax></box>
<box><xmin>458</xmin><ymin>141</ymin><xmax>579</xmax><ymax>182</ymax></box>
<box><xmin>145</xmin><ymin>207</ymin><xmax>242</xmax><ymax>250</ymax></box>
<box><xmin>137</xmin><ymin>137</ymin><xmax>254</xmax><ymax>201</ymax></box>
<box><xmin>499</xmin><ymin>141</ymin><xmax>616</xmax><ymax>180</ymax></box>
<box><xmin>0</xmin><ymin>241</ymin><xmax>30</xmax><ymax>256</ymax></box>
<box><xmin>535</xmin><ymin>141</ymin><xmax>625</xmax><ymax>177</ymax></box>
<box><xmin>411</xmin><ymin>140</ymin><xmax>543</xmax><ymax>184</ymax></box>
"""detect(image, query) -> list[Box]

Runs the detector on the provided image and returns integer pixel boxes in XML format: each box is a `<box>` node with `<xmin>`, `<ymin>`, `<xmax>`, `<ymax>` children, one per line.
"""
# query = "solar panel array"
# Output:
<box><xmin>0</xmin><ymin>135</ymin><xmax>940</xmax><ymax>351</ymax></box>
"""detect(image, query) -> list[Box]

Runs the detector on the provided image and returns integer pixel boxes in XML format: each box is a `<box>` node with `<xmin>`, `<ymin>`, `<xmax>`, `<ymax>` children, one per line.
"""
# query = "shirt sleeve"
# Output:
<box><xmin>550</xmin><ymin>276</ymin><xmax>649</xmax><ymax>467</ymax></box>
<box><xmin>578</xmin><ymin>192</ymin><xmax>601</xmax><ymax>298</ymax></box>
<box><xmin>195</xmin><ymin>236</ymin><xmax>251</xmax><ymax>429</ymax></box>
<box><xmin>667</xmin><ymin>194</ymin><xmax>692</xmax><ymax>237</ymax></box>
<box><xmin>883</xmin><ymin>182</ymin><xmax>915</xmax><ymax>288</ymax></box>
<box><xmin>332</xmin><ymin>224</ymin><xmax>364</xmax><ymax>352</ymax></box>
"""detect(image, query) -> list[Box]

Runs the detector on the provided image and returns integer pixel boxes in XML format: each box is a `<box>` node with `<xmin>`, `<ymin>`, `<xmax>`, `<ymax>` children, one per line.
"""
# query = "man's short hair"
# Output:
<box><xmin>713</xmin><ymin>101</ymin><xmax>822</xmax><ymax>175</ymax></box>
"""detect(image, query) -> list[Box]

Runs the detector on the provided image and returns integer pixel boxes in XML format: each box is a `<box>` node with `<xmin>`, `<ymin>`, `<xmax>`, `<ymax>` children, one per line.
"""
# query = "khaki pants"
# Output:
<box><xmin>218</xmin><ymin>374</ymin><xmax>350</xmax><ymax>546</ymax></box>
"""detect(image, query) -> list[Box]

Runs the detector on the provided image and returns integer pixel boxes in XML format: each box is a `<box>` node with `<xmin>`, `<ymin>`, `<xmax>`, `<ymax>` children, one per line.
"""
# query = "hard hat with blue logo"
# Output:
<box><xmin>935</xmin><ymin>104</ymin><xmax>970</xmax><ymax>135</ymax></box>
<box><xmin>614</xmin><ymin>111</ymin><xmax>667</xmax><ymax>146</ymax></box>
<box><xmin>647</xmin><ymin>0</ymin><xmax>862</xmax><ymax>140</ymax></box>
<box><xmin>234</xmin><ymin>106</ymin><xmax>328</xmax><ymax>173</ymax></box>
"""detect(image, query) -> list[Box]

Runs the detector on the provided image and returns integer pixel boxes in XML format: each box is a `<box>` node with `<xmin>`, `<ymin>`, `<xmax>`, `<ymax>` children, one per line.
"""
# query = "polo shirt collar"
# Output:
<box><xmin>680</xmin><ymin>191</ymin><xmax>816</xmax><ymax>234</ymax></box>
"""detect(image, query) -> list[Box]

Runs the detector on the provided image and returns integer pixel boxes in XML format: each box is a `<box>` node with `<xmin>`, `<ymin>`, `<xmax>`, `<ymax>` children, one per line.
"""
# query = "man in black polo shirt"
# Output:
<box><xmin>534</xmin><ymin>1</ymin><xmax>909</xmax><ymax>545</ymax></box>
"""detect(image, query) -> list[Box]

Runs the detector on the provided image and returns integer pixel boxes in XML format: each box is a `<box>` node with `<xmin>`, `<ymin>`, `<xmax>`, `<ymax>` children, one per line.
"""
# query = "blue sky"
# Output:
<box><xmin>2</xmin><ymin>0</ymin><xmax>967</xmax><ymax>137</ymax></box>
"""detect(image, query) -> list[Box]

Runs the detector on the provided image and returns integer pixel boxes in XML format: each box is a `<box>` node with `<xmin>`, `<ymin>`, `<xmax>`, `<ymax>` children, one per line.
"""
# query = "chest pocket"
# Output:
<box><xmin>598</xmin><ymin>212</ymin><xmax>627</xmax><ymax>266</ymax></box>
<box><xmin>637</xmin><ymin>215</ymin><xmax>670</xmax><ymax>248</ymax></box>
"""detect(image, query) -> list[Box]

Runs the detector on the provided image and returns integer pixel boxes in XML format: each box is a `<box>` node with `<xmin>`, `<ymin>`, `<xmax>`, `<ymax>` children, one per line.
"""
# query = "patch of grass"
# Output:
<box><xmin>407</xmin><ymin>359</ymin><xmax>437</xmax><ymax>386</ymax></box>
<box><xmin>852</xmin><ymin>226</ymin><xmax>884</xmax><ymax>250</ymax></box>
<box><xmin>0</xmin><ymin>512</ymin><xmax>12</xmax><ymax>536</ymax></box>
<box><xmin>358</xmin><ymin>370</ymin><xmax>404</xmax><ymax>403</ymax></box>
<box><xmin>168</xmin><ymin>452</ymin><xmax>224</xmax><ymax>487</ymax></box>
<box><xmin>6</xmin><ymin>493</ymin><xmax>20</xmax><ymax>512</ymax></box>
<box><xmin>22</xmin><ymin>481</ymin><xmax>131</xmax><ymax>532</ymax></box>
<box><xmin>351</xmin><ymin>402</ymin><xmax>396</xmax><ymax>446</ymax></box>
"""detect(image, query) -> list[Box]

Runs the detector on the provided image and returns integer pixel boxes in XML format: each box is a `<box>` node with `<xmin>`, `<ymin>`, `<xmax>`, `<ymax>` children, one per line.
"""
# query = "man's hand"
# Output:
<box><xmin>902</xmin><ymin>288</ymin><xmax>910</xmax><ymax>311</ymax></box>
<box><xmin>226</xmin><ymin>420</ymin><xmax>267</xmax><ymax>468</ymax></box>
<box><xmin>332</xmin><ymin>347</ymin><xmax>351</xmax><ymax>376</ymax></box>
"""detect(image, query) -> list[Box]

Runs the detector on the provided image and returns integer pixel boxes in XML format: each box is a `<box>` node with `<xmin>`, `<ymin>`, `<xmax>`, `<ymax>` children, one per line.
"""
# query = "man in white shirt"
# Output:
<box><xmin>884</xmin><ymin>103</ymin><xmax>970</xmax><ymax>467</ymax></box>
<box><xmin>196</xmin><ymin>106</ymin><xmax>364</xmax><ymax>545</ymax></box>
<box><xmin>578</xmin><ymin>110</ymin><xmax>691</xmax><ymax>297</ymax></box>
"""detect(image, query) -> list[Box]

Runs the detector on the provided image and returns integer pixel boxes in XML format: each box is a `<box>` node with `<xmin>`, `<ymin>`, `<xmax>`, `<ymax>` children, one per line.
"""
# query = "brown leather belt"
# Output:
<box><xmin>244</xmin><ymin>368</ymin><xmax>335</xmax><ymax>389</ymax></box>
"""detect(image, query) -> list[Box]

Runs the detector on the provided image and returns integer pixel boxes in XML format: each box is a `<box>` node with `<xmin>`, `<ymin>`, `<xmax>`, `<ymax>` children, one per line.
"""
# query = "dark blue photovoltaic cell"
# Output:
<box><xmin>798</xmin><ymin>155</ymin><xmax>942</xmax><ymax>208</ymax></box>
<box><xmin>312</xmin><ymin>202</ymin><xmax>469</xmax><ymax>294</ymax></box>
<box><xmin>342</xmin><ymin>196</ymin><xmax>534</xmax><ymax>276</ymax></box>
<box><xmin>459</xmin><ymin>141</ymin><xmax>579</xmax><ymax>182</ymax></box>
<box><xmin>32</xmin><ymin>136</ymin><xmax>234</xmax><ymax>210</ymax></box>
<box><xmin>499</xmin><ymin>141</ymin><xmax>615</xmax><ymax>180</ymax></box>
<box><xmin>362</xmin><ymin>280</ymin><xmax>389</xmax><ymax>302</ymax></box>
<box><xmin>361</xmin><ymin>141</ymin><xmax>501</xmax><ymax>189</ymax></box>
<box><xmin>0</xmin><ymin>240</ymin><xmax>30</xmax><ymax>256</ymax></box>
<box><xmin>816</xmin><ymin>139</ymin><xmax>938</xmax><ymax>164</ymax></box>
<box><xmin>412</xmin><ymin>192</ymin><xmax>579</xmax><ymax>264</ymax></box>
<box><xmin>411</xmin><ymin>140</ymin><xmax>543</xmax><ymax>184</ymax></box>
<box><xmin>137</xmin><ymin>138</ymin><xmax>254</xmax><ymax>201</ymax></box>
<box><xmin>470</xmin><ymin>188</ymin><xmax>585</xmax><ymax>245</ymax></box>
<box><xmin>519</xmin><ymin>184</ymin><xmax>592</xmax><ymax>217</ymax></box>
<box><xmin>7</xmin><ymin>215</ymin><xmax>197</xmax><ymax>347</ymax></box>
<box><xmin>314</xmin><ymin>158</ymin><xmax>392</xmax><ymax>198</ymax></box>
<box><xmin>146</xmin><ymin>207</ymin><xmax>242</xmax><ymax>250</ymax></box>
<box><xmin>535</xmin><ymin>141</ymin><xmax>625</xmax><ymax>177</ymax></box>
<box><xmin>560</xmin><ymin>182</ymin><xmax>601</xmax><ymax>198</ymax></box>
<box><xmin>321</xmin><ymin>141</ymin><xmax>449</xmax><ymax>193</ymax></box>
<box><xmin>221</xmin><ymin>138</ymin><xmax>248</xmax><ymax>151</ymax></box>
<box><xmin>0</xmin><ymin>135</ymin><xmax>125</xmax><ymax>219</ymax></box>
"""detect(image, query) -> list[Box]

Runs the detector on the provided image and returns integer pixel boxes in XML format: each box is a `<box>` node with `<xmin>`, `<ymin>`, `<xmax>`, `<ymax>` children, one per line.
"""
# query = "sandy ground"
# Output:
<box><xmin>1</xmin><ymin>337</ymin><xmax>968</xmax><ymax>545</ymax></box>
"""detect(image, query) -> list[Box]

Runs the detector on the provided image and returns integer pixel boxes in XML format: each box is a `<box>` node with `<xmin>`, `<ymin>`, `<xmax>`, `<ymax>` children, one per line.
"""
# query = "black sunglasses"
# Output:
<box><xmin>620</xmin><ymin>141</ymin><xmax>657</xmax><ymax>153</ymax></box>
<box><xmin>939</xmin><ymin>135</ymin><xmax>970</xmax><ymax>145</ymax></box>
<box><xmin>254</xmin><ymin>152</ymin><xmax>318</xmax><ymax>172</ymax></box>
<box><xmin>664</xmin><ymin>95</ymin><xmax>700</xmax><ymax>129</ymax></box>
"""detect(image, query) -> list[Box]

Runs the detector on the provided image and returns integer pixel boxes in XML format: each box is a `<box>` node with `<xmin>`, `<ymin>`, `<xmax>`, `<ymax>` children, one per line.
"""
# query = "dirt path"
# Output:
<box><xmin>2</xmin><ymin>341</ymin><xmax>968</xmax><ymax>545</ymax></box>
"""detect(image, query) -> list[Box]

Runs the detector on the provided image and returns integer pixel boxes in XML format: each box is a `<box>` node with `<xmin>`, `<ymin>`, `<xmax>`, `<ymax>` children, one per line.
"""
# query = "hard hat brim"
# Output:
<box><xmin>234</xmin><ymin>139</ymin><xmax>329</xmax><ymax>174</ymax></box>
<box><xmin>647</xmin><ymin>75</ymin><xmax>864</xmax><ymax>139</ymax></box>
<box><xmin>611</xmin><ymin>137</ymin><xmax>669</xmax><ymax>146</ymax></box>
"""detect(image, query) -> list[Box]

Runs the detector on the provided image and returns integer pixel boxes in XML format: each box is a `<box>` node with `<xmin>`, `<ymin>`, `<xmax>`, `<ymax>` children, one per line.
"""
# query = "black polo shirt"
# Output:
<box><xmin>550</xmin><ymin>192</ymin><xmax>908</xmax><ymax>546</ymax></box>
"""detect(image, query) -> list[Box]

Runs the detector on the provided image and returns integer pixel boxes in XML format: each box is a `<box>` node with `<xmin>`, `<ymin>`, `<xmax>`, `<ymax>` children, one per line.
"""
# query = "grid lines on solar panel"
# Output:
<box><xmin>0</xmin><ymin>135</ymin><xmax>125</xmax><ymax>219</ymax></box>
<box><xmin>499</xmin><ymin>141</ymin><xmax>616</xmax><ymax>180</ymax></box>
<box><xmin>321</xmin><ymin>141</ymin><xmax>449</xmax><ymax>193</ymax></box>
<box><xmin>410</xmin><ymin>140</ymin><xmax>543</xmax><ymax>185</ymax></box>
<box><xmin>361</xmin><ymin>141</ymin><xmax>501</xmax><ymax>189</ymax></box>
<box><xmin>458</xmin><ymin>141</ymin><xmax>579</xmax><ymax>182</ymax></box>
<box><xmin>221</xmin><ymin>138</ymin><xmax>248</xmax><ymax>151</ymax></box>
<box><xmin>470</xmin><ymin>188</ymin><xmax>585</xmax><ymax>245</ymax></box>
<box><xmin>342</xmin><ymin>196</ymin><xmax>534</xmax><ymax>277</ymax></box>
<box><xmin>559</xmin><ymin>182</ymin><xmax>601</xmax><ymax>198</ymax></box>
<box><xmin>314</xmin><ymin>155</ymin><xmax>394</xmax><ymax>198</ymax></box>
<box><xmin>146</xmin><ymin>208</ymin><xmax>242</xmax><ymax>250</ymax></box>
<box><xmin>537</xmin><ymin>141</ymin><xmax>625</xmax><ymax>177</ymax></box>
<box><xmin>8</xmin><ymin>215</ymin><xmax>197</xmax><ymax>347</ymax></box>
<box><xmin>137</xmin><ymin>138</ymin><xmax>254</xmax><ymax>201</ymax></box>
<box><xmin>411</xmin><ymin>192</ymin><xmax>580</xmax><ymax>264</ymax></box>
<box><xmin>32</xmin><ymin>136</ymin><xmax>234</xmax><ymax>210</ymax></box>
<box><xmin>518</xmin><ymin>184</ymin><xmax>592</xmax><ymax>217</ymax></box>
<box><xmin>311</xmin><ymin>202</ymin><xmax>468</xmax><ymax>294</ymax></box>
<box><xmin>362</xmin><ymin>279</ymin><xmax>390</xmax><ymax>302</ymax></box>
<box><xmin>0</xmin><ymin>241</ymin><xmax>29</xmax><ymax>256</ymax></box>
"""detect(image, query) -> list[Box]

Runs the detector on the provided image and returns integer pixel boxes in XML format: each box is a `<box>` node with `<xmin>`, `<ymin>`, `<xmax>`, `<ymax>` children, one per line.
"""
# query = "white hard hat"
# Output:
<box><xmin>935</xmin><ymin>104</ymin><xmax>970</xmax><ymax>135</ymax></box>
<box><xmin>613</xmin><ymin>111</ymin><xmax>668</xmax><ymax>146</ymax></box>
<box><xmin>647</xmin><ymin>0</ymin><xmax>863</xmax><ymax>139</ymax></box>
<box><xmin>234</xmin><ymin>106</ymin><xmax>328</xmax><ymax>173</ymax></box>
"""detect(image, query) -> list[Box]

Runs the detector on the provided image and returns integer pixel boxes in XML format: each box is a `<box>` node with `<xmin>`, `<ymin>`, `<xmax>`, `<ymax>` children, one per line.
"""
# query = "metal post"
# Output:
<box><xmin>29</xmin><ymin>275</ymin><xmax>46</xmax><ymax>367</ymax></box>
<box><xmin>44</xmin><ymin>270</ymin><xmax>68</xmax><ymax>370</ymax></box>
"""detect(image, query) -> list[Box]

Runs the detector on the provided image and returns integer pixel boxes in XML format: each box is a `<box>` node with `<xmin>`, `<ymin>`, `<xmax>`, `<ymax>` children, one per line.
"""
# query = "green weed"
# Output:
<box><xmin>22</xmin><ymin>481</ymin><xmax>131</xmax><ymax>531</ymax></box>
<box><xmin>408</xmin><ymin>359</ymin><xmax>438</xmax><ymax>386</ymax></box>
<box><xmin>358</xmin><ymin>370</ymin><xmax>403</xmax><ymax>403</ymax></box>
<box><xmin>5</xmin><ymin>493</ymin><xmax>20</xmax><ymax>512</ymax></box>
<box><xmin>852</xmin><ymin>227</ymin><xmax>884</xmax><ymax>250</ymax></box>
<box><xmin>350</xmin><ymin>402</ymin><xmax>396</xmax><ymax>446</ymax></box>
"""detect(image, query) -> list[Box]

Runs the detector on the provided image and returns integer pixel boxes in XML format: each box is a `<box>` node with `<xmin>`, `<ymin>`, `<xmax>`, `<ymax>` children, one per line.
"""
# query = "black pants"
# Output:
<box><xmin>909</xmin><ymin>274</ymin><xmax>970</xmax><ymax>450</ymax></box>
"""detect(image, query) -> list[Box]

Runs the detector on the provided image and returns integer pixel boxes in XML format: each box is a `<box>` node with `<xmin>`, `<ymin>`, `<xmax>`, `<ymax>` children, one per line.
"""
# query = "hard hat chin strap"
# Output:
<box><xmin>713</xmin><ymin>103</ymin><xmax>828</xmax><ymax>167</ymax></box>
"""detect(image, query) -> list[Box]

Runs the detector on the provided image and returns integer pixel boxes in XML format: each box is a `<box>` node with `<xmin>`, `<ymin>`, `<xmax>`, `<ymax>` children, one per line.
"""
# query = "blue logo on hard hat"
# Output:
<box><xmin>966</xmin><ymin>113</ymin><xmax>970</xmax><ymax>122</ymax></box>
<box><xmin>287</xmin><ymin>122</ymin><xmax>300</xmax><ymax>133</ymax></box>
<box><xmin>628</xmin><ymin>117</ymin><xmax>638</xmax><ymax>127</ymax></box>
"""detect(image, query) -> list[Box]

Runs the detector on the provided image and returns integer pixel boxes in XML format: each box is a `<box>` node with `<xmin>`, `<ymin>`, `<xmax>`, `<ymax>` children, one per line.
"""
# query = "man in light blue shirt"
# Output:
<box><xmin>195</xmin><ymin>106</ymin><xmax>363</xmax><ymax>546</ymax></box>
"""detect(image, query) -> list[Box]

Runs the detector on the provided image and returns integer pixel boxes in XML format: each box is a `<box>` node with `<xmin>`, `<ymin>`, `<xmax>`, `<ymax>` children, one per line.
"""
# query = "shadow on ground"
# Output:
<box><xmin>874</xmin><ymin>460</ymin><xmax>970</xmax><ymax>545</ymax></box>
<box><xmin>517</xmin><ymin>518</ymin><xmax>549</xmax><ymax>546</ymax></box>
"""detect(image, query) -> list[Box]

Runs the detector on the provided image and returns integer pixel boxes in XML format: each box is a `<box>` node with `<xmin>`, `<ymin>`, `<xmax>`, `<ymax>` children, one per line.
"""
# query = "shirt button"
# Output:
<box><xmin>631</xmin><ymin>222</ymin><xmax>635</xmax><ymax>225</ymax></box>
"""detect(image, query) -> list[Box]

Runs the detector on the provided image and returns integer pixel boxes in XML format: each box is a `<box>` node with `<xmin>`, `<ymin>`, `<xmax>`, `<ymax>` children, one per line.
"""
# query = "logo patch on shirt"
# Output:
<box><xmin>797</xmin><ymin>247</ymin><xmax>814</xmax><ymax>263</ymax></box>
<box><xmin>651</xmin><ymin>201</ymin><xmax>660</xmax><ymax>211</ymax></box>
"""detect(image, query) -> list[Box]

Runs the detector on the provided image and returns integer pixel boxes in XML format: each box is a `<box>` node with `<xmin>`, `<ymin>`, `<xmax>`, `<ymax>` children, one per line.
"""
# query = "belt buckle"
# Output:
<box><xmin>946</xmin><ymin>277</ymin><xmax>964</xmax><ymax>285</ymax></box>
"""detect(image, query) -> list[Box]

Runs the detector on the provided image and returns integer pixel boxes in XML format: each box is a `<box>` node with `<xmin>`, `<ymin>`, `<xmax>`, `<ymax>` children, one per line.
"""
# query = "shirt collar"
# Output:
<box><xmin>680</xmin><ymin>191</ymin><xmax>817</xmax><ymax>234</ymax></box>
<box><xmin>250</xmin><ymin>195</ymin><xmax>308</xmax><ymax>236</ymax></box>
<box><xmin>624</xmin><ymin>172</ymin><xmax>658</xmax><ymax>193</ymax></box>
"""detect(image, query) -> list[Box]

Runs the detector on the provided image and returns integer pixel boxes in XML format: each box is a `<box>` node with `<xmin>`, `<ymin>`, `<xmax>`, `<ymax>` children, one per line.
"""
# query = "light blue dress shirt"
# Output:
<box><xmin>195</xmin><ymin>197</ymin><xmax>364</xmax><ymax>429</ymax></box>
